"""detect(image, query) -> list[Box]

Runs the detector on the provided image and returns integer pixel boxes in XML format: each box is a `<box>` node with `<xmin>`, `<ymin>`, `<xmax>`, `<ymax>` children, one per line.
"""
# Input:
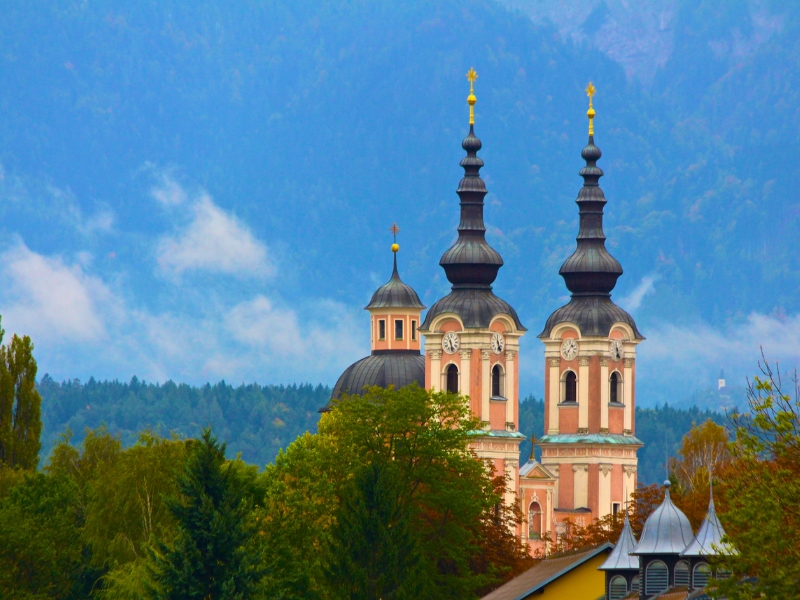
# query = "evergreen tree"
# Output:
<box><xmin>324</xmin><ymin>461</ymin><xmax>423</xmax><ymax>600</ymax></box>
<box><xmin>148</xmin><ymin>428</ymin><xmax>259</xmax><ymax>600</ymax></box>
<box><xmin>0</xmin><ymin>321</ymin><xmax>43</xmax><ymax>470</ymax></box>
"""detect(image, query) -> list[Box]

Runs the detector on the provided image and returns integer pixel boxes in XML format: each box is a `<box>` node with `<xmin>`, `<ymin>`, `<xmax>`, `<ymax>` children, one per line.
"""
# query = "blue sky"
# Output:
<box><xmin>1</xmin><ymin>0</ymin><xmax>798</xmax><ymax>407</ymax></box>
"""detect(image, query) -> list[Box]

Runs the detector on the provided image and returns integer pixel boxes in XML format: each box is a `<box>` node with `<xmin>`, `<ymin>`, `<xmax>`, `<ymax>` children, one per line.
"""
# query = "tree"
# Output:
<box><xmin>668</xmin><ymin>419</ymin><xmax>730</xmax><ymax>494</ymax></box>
<box><xmin>260</xmin><ymin>384</ymin><xmax>525</xmax><ymax>599</ymax></box>
<box><xmin>148</xmin><ymin>428</ymin><xmax>261</xmax><ymax>600</ymax></box>
<box><xmin>0</xmin><ymin>322</ymin><xmax>43</xmax><ymax>470</ymax></box>
<box><xmin>324</xmin><ymin>461</ymin><xmax>424</xmax><ymax>599</ymax></box>
<box><xmin>715</xmin><ymin>356</ymin><xmax>800</xmax><ymax>599</ymax></box>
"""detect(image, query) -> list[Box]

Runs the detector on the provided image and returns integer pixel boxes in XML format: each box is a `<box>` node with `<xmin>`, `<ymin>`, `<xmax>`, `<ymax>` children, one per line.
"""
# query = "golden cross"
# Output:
<box><xmin>466</xmin><ymin>68</ymin><xmax>478</xmax><ymax>125</ymax></box>
<box><xmin>389</xmin><ymin>222</ymin><xmax>400</xmax><ymax>241</ymax></box>
<box><xmin>585</xmin><ymin>81</ymin><xmax>596</xmax><ymax>136</ymax></box>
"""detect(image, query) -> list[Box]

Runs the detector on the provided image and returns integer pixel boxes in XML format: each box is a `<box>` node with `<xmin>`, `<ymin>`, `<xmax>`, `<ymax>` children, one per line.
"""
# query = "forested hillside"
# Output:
<box><xmin>40</xmin><ymin>377</ymin><xmax>727</xmax><ymax>483</ymax></box>
<box><xmin>0</xmin><ymin>1</ymin><xmax>797</xmax><ymax>404</ymax></box>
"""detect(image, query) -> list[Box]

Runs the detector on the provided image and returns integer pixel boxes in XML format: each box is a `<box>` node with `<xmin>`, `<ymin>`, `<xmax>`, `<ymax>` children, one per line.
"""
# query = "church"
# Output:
<box><xmin>323</xmin><ymin>71</ymin><xmax>644</xmax><ymax>557</ymax></box>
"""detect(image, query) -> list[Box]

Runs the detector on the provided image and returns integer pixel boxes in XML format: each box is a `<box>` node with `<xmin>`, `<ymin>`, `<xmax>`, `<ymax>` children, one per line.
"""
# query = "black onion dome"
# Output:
<box><xmin>320</xmin><ymin>351</ymin><xmax>425</xmax><ymax>411</ymax></box>
<box><xmin>438</xmin><ymin>126</ymin><xmax>503</xmax><ymax>287</ymax></box>
<box><xmin>559</xmin><ymin>136</ymin><xmax>622</xmax><ymax>295</ymax></box>
<box><xmin>366</xmin><ymin>254</ymin><xmax>425</xmax><ymax>309</ymax></box>
<box><xmin>422</xmin><ymin>289</ymin><xmax>526</xmax><ymax>330</ymax></box>
<box><xmin>540</xmin><ymin>134</ymin><xmax>642</xmax><ymax>339</ymax></box>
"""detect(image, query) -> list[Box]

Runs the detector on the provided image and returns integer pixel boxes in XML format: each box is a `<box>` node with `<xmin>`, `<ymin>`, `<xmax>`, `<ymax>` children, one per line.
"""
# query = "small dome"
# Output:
<box><xmin>366</xmin><ymin>256</ymin><xmax>425</xmax><ymax>309</ymax></box>
<box><xmin>632</xmin><ymin>483</ymin><xmax>694</xmax><ymax>555</ymax></box>
<box><xmin>682</xmin><ymin>493</ymin><xmax>734</xmax><ymax>557</ymax></box>
<box><xmin>539</xmin><ymin>296</ymin><xmax>642</xmax><ymax>339</ymax></box>
<box><xmin>599</xmin><ymin>513</ymin><xmax>639</xmax><ymax>571</ymax></box>
<box><xmin>421</xmin><ymin>288</ymin><xmax>526</xmax><ymax>331</ymax></box>
<box><xmin>320</xmin><ymin>351</ymin><xmax>425</xmax><ymax>411</ymax></box>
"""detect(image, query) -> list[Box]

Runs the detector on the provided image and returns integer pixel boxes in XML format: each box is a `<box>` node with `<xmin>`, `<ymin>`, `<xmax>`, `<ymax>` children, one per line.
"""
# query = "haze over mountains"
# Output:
<box><xmin>0</xmin><ymin>0</ymin><xmax>797</xmax><ymax>408</ymax></box>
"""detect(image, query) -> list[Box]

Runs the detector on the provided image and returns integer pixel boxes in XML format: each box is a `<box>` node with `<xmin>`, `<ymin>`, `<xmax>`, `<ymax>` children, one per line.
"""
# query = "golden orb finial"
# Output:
<box><xmin>586</xmin><ymin>82</ymin><xmax>596</xmax><ymax>136</ymax></box>
<box><xmin>466</xmin><ymin>68</ymin><xmax>478</xmax><ymax>125</ymax></box>
<box><xmin>389</xmin><ymin>222</ymin><xmax>400</xmax><ymax>253</ymax></box>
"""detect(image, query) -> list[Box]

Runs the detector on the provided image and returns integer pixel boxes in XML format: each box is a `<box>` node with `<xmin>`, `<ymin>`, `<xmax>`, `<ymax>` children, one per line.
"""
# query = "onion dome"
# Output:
<box><xmin>632</xmin><ymin>481</ymin><xmax>694</xmax><ymax>555</ymax></box>
<box><xmin>682</xmin><ymin>486</ymin><xmax>734</xmax><ymax>557</ymax></box>
<box><xmin>422</xmin><ymin>68</ymin><xmax>525</xmax><ymax>331</ymax></box>
<box><xmin>366</xmin><ymin>253</ymin><xmax>425</xmax><ymax>309</ymax></box>
<box><xmin>540</xmin><ymin>85</ymin><xmax>641</xmax><ymax>340</ymax></box>
<box><xmin>599</xmin><ymin>513</ymin><xmax>640</xmax><ymax>570</ymax></box>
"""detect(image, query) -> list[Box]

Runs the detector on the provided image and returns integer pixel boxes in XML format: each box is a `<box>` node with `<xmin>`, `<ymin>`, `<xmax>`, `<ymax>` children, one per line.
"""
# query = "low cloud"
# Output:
<box><xmin>619</xmin><ymin>274</ymin><xmax>659</xmax><ymax>312</ymax></box>
<box><xmin>636</xmin><ymin>312</ymin><xmax>800</xmax><ymax>404</ymax></box>
<box><xmin>157</xmin><ymin>194</ymin><xmax>273</xmax><ymax>278</ymax></box>
<box><xmin>0</xmin><ymin>242</ymin><xmax>112</xmax><ymax>342</ymax></box>
<box><xmin>151</xmin><ymin>173</ymin><xmax>188</xmax><ymax>206</ymax></box>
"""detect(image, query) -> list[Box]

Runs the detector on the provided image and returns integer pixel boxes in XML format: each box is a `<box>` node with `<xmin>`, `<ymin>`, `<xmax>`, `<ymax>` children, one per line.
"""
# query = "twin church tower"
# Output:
<box><xmin>324</xmin><ymin>71</ymin><xmax>644</xmax><ymax>554</ymax></box>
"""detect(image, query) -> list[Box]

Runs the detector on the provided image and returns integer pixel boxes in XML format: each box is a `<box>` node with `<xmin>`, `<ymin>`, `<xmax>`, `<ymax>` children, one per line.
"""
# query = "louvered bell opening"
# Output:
<box><xmin>675</xmin><ymin>561</ymin><xmax>690</xmax><ymax>587</ymax></box>
<box><xmin>631</xmin><ymin>575</ymin><xmax>640</xmax><ymax>592</ymax></box>
<box><xmin>646</xmin><ymin>561</ymin><xmax>669</xmax><ymax>595</ymax></box>
<box><xmin>609</xmin><ymin>575</ymin><xmax>628</xmax><ymax>600</ymax></box>
<box><xmin>693</xmin><ymin>563</ymin><xmax>711</xmax><ymax>590</ymax></box>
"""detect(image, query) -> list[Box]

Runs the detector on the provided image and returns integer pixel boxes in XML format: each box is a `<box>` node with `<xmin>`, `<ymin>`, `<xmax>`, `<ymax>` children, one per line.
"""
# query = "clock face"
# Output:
<box><xmin>560</xmin><ymin>338</ymin><xmax>578</xmax><ymax>361</ymax></box>
<box><xmin>491</xmin><ymin>332</ymin><xmax>505</xmax><ymax>354</ymax></box>
<box><xmin>442</xmin><ymin>332</ymin><xmax>460</xmax><ymax>354</ymax></box>
<box><xmin>609</xmin><ymin>339</ymin><xmax>623</xmax><ymax>361</ymax></box>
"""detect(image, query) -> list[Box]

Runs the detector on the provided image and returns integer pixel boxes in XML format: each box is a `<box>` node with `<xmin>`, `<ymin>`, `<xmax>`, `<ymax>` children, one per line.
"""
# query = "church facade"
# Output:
<box><xmin>326</xmin><ymin>73</ymin><xmax>643</xmax><ymax>556</ymax></box>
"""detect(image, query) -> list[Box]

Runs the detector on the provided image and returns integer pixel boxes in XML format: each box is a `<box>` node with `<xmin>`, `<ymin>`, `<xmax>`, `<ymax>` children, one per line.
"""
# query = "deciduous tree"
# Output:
<box><xmin>0</xmin><ymin>323</ymin><xmax>43</xmax><ymax>470</ymax></box>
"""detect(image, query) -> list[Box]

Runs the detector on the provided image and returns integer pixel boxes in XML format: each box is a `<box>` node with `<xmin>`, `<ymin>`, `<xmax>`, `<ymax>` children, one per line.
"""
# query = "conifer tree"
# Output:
<box><xmin>0</xmin><ymin>320</ymin><xmax>43</xmax><ymax>470</ymax></box>
<box><xmin>148</xmin><ymin>428</ymin><xmax>259</xmax><ymax>600</ymax></box>
<box><xmin>324</xmin><ymin>461</ymin><xmax>423</xmax><ymax>599</ymax></box>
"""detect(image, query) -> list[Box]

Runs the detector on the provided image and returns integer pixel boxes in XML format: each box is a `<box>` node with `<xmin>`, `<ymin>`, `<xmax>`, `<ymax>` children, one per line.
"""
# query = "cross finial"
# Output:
<box><xmin>585</xmin><ymin>82</ymin><xmax>596</xmax><ymax>136</ymax></box>
<box><xmin>466</xmin><ymin>68</ymin><xmax>478</xmax><ymax>126</ymax></box>
<box><xmin>389</xmin><ymin>222</ymin><xmax>400</xmax><ymax>253</ymax></box>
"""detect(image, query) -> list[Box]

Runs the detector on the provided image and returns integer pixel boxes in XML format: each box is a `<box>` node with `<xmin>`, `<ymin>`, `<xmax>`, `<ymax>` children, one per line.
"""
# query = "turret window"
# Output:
<box><xmin>610</xmin><ymin>371</ymin><xmax>621</xmax><ymax>404</ymax></box>
<box><xmin>446</xmin><ymin>364</ymin><xmax>459</xmax><ymax>394</ymax></box>
<box><xmin>631</xmin><ymin>575</ymin><xmax>640</xmax><ymax>593</ymax></box>
<box><xmin>693</xmin><ymin>563</ymin><xmax>710</xmax><ymax>590</ymax></box>
<box><xmin>675</xmin><ymin>560</ymin><xmax>690</xmax><ymax>587</ymax></box>
<box><xmin>395</xmin><ymin>319</ymin><xmax>404</xmax><ymax>340</ymax></box>
<box><xmin>609</xmin><ymin>575</ymin><xmax>628</xmax><ymax>600</ymax></box>
<box><xmin>528</xmin><ymin>502</ymin><xmax>542</xmax><ymax>539</ymax></box>
<box><xmin>491</xmin><ymin>364</ymin><xmax>504</xmax><ymax>398</ymax></box>
<box><xmin>411</xmin><ymin>320</ymin><xmax>417</xmax><ymax>341</ymax></box>
<box><xmin>563</xmin><ymin>371</ymin><xmax>577</xmax><ymax>403</ymax></box>
<box><xmin>378</xmin><ymin>320</ymin><xmax>386</xmax><ymax>340</ymax></box>
<box><xmin>645</xmin><ymin>560</ymin><xmax>669</xmax><ymax>595</ymax></box>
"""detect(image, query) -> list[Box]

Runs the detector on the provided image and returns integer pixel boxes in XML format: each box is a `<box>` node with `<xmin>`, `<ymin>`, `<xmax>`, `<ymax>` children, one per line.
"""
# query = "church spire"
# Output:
<box><xmin>439</xmin><ymin>68</ymin><xmax>503</xmax><ymax>289</ymax></box>
<box><xmin>558</xmin><ymin>83</ymin><xmax>623</xmax><ymax>297</ymax></box>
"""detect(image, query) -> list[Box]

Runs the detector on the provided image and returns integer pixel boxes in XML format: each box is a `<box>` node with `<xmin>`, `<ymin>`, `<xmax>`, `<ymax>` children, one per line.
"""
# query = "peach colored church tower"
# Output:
<box><xmin>418</xmin><ymin>69</ymin><xmax>527</xmax><ymax>509</ymax></box>
<box><xmin>522</xmin><ymin>84</ymin><xmax>644</xmax><ymax>553</ymax></box>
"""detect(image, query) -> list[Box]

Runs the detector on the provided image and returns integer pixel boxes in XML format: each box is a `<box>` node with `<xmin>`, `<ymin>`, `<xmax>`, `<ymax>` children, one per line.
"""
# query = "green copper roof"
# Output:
<box><xmin>469</xmin><ymin>429</ymin><xmax>527</xmax><ymax>439</ymax></box>
<box><xmin>537</xmin><ymin>433</ymin><xmax>643</xmax><ymax>445</ymax></box>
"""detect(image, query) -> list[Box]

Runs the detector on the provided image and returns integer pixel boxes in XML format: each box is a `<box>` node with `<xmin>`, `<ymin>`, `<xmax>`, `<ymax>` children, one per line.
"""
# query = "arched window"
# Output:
<box><xmin>609</xmin><ymin>575</ymin><xmax>628</xmax><ymax>600</ymax></box>
<box><xmin>631</xmin><ymin>575</ymin><xmax>640</xmax><ymax>593</ymax></box>
<box><xmin>646</xmin><ymin>560</ymin><xmax>669</xmax><ymax>596</ymax></box>
<box><xmin>610</xmin><ymin>371</ymin><xmax>620</xmax><ymax>403</ymax></box>
<box><xmin>675</xmin><ymin>560</ymin><xmax>690</xmax><ymax>587</ymax></box>
<box><xmin>527</xmin><ymin>502</ymin><xmax>542</xmax><ymax>539</ymax></box>
<box><xmin>446</xmin><ymin>364</ymin><xmax>459</xmax><ymax>394</ymax></box>
<box><xmin>693</xmin><ymin>563</ymin><xmax>710</xmax><ymax>590</ymax></box>
<box><xmin>564</xmin><ymin>371</ymin><xmax>577</xmax><ymax>403</ymax></box>
<box><xmin>492</xmin><ymin>364</ymin><xmax>503</xmax><ymax>398</ymax></box>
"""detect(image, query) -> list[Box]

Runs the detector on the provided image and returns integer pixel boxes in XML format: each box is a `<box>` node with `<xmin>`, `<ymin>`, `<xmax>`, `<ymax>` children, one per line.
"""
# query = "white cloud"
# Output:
<box><xmin>151</xmin><ymin>173</ymin><xmax>188</xmax><ymax>206</ymax></box>
<box><xmin>619</xmin><ymin>274</ymin><xmax>659</xmax><ymax>312</ymax></box>
<box><xmin>0</xmin><ymin>242</ymin><xmax>111</xmax><ymax>343</ymax></box>
<box><xmin>636</xmin><ymin>312</ymin><xmax>800</xmax><ymax>404</ymax></box>
<box><xmin>157</xmin><ymin>194</ymin><xmax>273</xmax><ymax>278</ymax></box>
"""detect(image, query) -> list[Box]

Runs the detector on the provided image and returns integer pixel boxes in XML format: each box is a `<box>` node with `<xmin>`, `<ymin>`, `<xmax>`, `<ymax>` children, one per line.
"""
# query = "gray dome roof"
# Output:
<box><xmin>599</xmin><ymin>514</ymin><xmax>640</xmax><ymax>571</ymax></box>
<box><xmin>421</xmin><ymin>288</ymin><xmax>526</xmax><ymax>331</ymax></box>
<box><xmin>366</xmin><ymin>255</ymin><xmax>425</xmax><ymax>310</ymax></box>
<box><xmin>539</xmin><ymin>296</ymin><xmax>642</xmax><ymax>339</ymax></box>
<box><xmin>321</xmin><ymin>351</ymin><xmax>425</xmax><ymax>411</ymax></box>
<box><xmin>682</xmin><ymin>493</ymin><xmax>733</xmax><ymax>557</ymax></box>
<box><xmin>632</xmin><ymin>482</ymin><xmax>694</xmax><ymax>555</ymax></box>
